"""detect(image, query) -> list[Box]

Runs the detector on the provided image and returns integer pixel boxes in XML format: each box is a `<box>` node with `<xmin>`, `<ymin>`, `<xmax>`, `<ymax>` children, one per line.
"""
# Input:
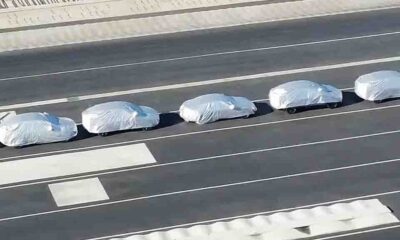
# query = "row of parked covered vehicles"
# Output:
<box><xmin>1</xmin><ymin>70</ymin><xmax>400</xmax><ymax>147</ymax></box>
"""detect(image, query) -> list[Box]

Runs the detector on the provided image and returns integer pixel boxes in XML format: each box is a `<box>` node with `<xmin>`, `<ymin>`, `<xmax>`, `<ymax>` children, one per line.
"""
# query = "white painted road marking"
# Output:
<box><xmin>0</xmin><ymin>55</ymin><xmax>399</xmax><ymax>111</ymax></box>
<box><xmin>0</xmin><ymin>143</ymin><xmax>156</xmax><ymax>186</ymax></box>
<box><xmin>0</xmin><ymin>128</ymin><xmax>398</xmax><ymax>191</ymax></box>
<box><xmin>49</xmin><ymin>178</ymin><xmax>109</xmax><ymax>207</ymax></box>
<box><xmin>317</xmin><ymin>224</ymin><xmax>400</xmax><ymax>239</ymax></box>
<box><xmin>108</xmin><ymin>199</ymin><xmax>398</xmax><ymax>240</ymax></box>
<box><xmin>109</xmin><ymin>199</ymin><xmax>397</xmax><ymax>240</ymax></box>
<box><xmin>89</xmin><ymin>189</ymin><xmax>400</xmax><ymax>240</ymax></box>
<box><xmin>2</xmin><ymin>155</ymin><xmax>400</xmax><ymax>223</ymax></box>
<box><xmin>1</xmin><ymin>30</ymin><xmax>399</xmax><ymax>83</ymax></box>
<box><xmin>2</xmin><ymin>101</ymin><xmax>400</xmax><ymax>165</ymax></box>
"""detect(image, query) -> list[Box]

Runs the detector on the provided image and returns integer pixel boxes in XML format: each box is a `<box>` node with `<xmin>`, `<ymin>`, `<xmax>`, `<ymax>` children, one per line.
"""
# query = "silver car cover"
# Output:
<box><xmin>0</xmin><ymin>112</ymin><xmax>77</xmax><ymax>147</ymax></box>
<box><xmin>179</xmin><ymin>93</ymin><xmax>257</xmax><ymax>124</ymax></box>
<box><xmin>269</xmin><ymin>80</ymin><xmax>342</xmax><ymax>109</ymax></box>
<box><xmin>355</xmin><ymin>71</ymin><xmax>400</xmax><ymax>101</ymax></box>
<box><xmin>82</xmin><ymin>101</ymin><xmax>160</xmax><ymax>134</ymax></box>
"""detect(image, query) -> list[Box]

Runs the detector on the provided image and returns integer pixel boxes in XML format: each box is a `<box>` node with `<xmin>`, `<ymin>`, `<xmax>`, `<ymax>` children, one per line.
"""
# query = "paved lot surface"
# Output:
<box><xmin>0</xmin><ymin>7</ymin><xmax>400</xmax><ymax>240</ymax></box>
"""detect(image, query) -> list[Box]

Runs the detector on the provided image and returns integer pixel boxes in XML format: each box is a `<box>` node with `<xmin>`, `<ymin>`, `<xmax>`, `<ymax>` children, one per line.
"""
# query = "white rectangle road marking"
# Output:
<box><xmin>49</xmin><ymin>178</ymin><xmax>109</xmax><ymax>207</ymax></box>
<box><xmin>0</xmin><ymin>143</ymin><xmax>156</xmax><ymax>186</ymax></box>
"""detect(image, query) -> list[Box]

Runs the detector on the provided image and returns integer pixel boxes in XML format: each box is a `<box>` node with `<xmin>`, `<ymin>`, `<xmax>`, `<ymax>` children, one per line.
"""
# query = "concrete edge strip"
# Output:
<box><xmin>317</xmin><ymin>224</ymin><xmax>400</xmax><ymax>240</ymax></box>
<box><xmin>87</xmin><ymin>191</ymin><xmax>400</xmax><ymax>240</ymax></box>
<box><xmin>0</xmin><ymin>0</ymin><xmax>299</xmax><ymax>32</ymax></box>
<box><xmin>1</xmin><ymin>1</ymin><xmax>400</xmax><ymax>52</ymax></box>
<box><xmin>105</xmin><ymin>199</ymin><xmax>398</xmax><ymax>240</ymax></box>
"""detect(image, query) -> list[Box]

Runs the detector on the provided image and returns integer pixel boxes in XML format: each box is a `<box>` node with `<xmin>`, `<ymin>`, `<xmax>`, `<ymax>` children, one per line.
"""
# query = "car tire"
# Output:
<box><xmin>143</xmin><ymin>127</ymin><xmax>153</xmax><ymax>131</ymax></box>
<box><xmin>286</xmin><ymin>107</ymin><xmax>297</xmax><ymax>114</ymax></box>
<box><xmin>327</xmin><ymin>102</ymin><xmax>339</xmax><ymax>109</ymax></box>
<box><xmin>374</xmin><ymin>99</ymin><xmax>383</xmax><ymax>104</ymax></box>
<box><xmin>242</xmin><ymin>115</ymin><xmax>250</xmax><ymax>119</ymax></box>
<box><xmin>99</xmin><ymin>132</ymin><xmax>109</xmax><ymax>137</ymax></box>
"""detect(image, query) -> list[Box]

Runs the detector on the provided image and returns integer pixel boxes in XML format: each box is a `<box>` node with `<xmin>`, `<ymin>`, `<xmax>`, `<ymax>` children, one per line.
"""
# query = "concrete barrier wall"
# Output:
<box><xmin>0</xmin><ymin>0</ymin><xmax>399</xmax><ymax>53</ymax></box>
<box><xmin>0</xmin><ymin>0</ymin><xmax>271</xmax><ymax>29</ymax></box>
<box><xmin>0</xmin><ymin>0</ymin><xmax>102</xmax><ymax>10</ymax></box>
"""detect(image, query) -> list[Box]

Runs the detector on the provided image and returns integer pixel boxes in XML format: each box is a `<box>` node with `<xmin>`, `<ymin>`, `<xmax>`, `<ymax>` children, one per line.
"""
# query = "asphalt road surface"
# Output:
<box><xmin>1</xmin><ymin>7</ymin><xmax>400</xmax><ymax>240</ymax></box>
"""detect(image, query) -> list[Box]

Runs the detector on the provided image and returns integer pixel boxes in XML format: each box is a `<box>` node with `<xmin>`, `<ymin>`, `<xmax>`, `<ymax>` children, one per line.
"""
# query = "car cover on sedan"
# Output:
<box><xmin>82</xmin><ymin>101</ymin><xmax>159</xmax><ymax>134</ymax></box>
<box><xmin>269</xmin><ymin>80</ymin><xmax>342</xmax><ymax>110</ymax></box>
<box><xmin>355</xmin><ymin>70</ymin><xmax>400</xmax><ymax>101</ymax></box>
<box><xmin>179</xmin><ymin>93</ymin><xmax>257</xmax><ymax>124</ymax></box>
<box><xmin>0</xmin><ymin>112</ymin><xmax>77</xmax><ymax>147</ymax></box>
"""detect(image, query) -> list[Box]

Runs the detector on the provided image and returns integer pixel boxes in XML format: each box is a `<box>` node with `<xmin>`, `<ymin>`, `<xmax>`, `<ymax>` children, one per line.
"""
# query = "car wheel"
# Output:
<box><xmin>327</xmin><ymin>102</ymin><xmax>339</xmax><ymax>109</ymax></box>
<box><xmin>374</xmin><ymin>99</ymin><xmax>383</xmax><ymax>104</ymax></box>
<box><xmin>286</xmin><ymin>107</ymin><xmax>297</xmax><ymax>114</ymax></box>
<box><xmin>99</xmin><ymin>132</ymin><xmax>109</xmax><ymax>137</ymax></box>
<box><xmin>242</xmin><ymin>115</ymin><xmax>250</xmax><ymax>119</ymax></box>
<box><xmin>143</xmin><ymin>127</ymin><xmax>153</xmax><ymax>131</ymax></box>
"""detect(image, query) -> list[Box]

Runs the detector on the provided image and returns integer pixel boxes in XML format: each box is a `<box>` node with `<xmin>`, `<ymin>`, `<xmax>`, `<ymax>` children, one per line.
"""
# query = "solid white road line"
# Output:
<box><xmin>49</xmin><ymin>178</ymin><xmax>109</xmax><ymax>207</ymax></box>
<box><xmin>0</xmin><ymin>128</ymin><xmax>399</xmax><ymax>191</ymax></box>
<box><xmin>0</xmin><ymin>56</ymin><xmax>399</xmax><ymax>111</ymax></box>
<box><xmin>0</xmin><ymin>143</ymin><xmax>156</xmax><ymax>186</ymax></box>
<box><xmin>2</xmin><ymin>101</ymin><xmax>400</xmax><ymax>164</ymax></box>
<box><xmin>2</xmin><ymin>155</ymin><xmax>400</xmax><ymax>223</ymax></box>
<box><xmin>87</xmin><ymin>189</ymin><xmax>400</xmax><ymax>240</ymax></box>
<box><xmin>317</xmin><ymin>224</ymin><xmax>400</xmax><ymax>239</ymax></box>
<box><xmin>1</xmin><ymin>30</ymin><xmax>399</xmax><ymax>83</ymax></box>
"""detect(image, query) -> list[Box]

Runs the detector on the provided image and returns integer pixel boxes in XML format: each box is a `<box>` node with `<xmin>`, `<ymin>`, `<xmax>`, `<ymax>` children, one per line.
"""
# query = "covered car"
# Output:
<box><xmin>269</xmin><ymin>80</ymin><xmax>342</xmax><ymax>113</ymax></box>
<box><xmin>179</xmin><ymin>93</ymin><xmax>257</xmax><ymax>124</ymax></box>
<box><xmin>0</xmin><ymin>112</ymin><xmax>77</xmax><ymax>147</ymax></box>
<box><xmin>355</xmin><ymin>70</ymin><xmax>400</xmax><ymax>102</ymax></box>
<box><xmin>82</xmin><ymin>101</ymin><xmax>159</xmax><ymax>135</ymax></box>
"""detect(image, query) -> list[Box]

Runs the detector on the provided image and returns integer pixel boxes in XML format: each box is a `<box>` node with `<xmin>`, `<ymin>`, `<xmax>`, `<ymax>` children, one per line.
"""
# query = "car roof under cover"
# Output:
<box><xmin>1</xmin><ymin>112</ymin><xmax>53</xmax><ymax>125</ymax></box>
<box><xmin>274</xmin><ymin>80</ymin><xmax>320</xmax><ymax>91</ymax></box>
<box><xmin>85</xmin><ymin>101</ymin><xmax>144</xmax><ymax>114</ymax></box>
<box><xmin>357</xmin><ymin>70</ymin><xmax>400</xmax><ymax>83</ymax></box>
<box><xmin>184</xmin><ymin>93</ymin><xmax>233</xmax><ymax>106</ymax></box>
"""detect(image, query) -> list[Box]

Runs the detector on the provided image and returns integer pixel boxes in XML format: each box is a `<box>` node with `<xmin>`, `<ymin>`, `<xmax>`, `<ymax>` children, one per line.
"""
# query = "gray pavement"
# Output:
<box><xmin>0</xmin><ymin>8</ymin><xmax>399</xmax><ymax>104</ymax></box>
<box><xmin>1</xmin><ymin>7</ymin><xmax>400</xmax><ymax>240</ymax></box>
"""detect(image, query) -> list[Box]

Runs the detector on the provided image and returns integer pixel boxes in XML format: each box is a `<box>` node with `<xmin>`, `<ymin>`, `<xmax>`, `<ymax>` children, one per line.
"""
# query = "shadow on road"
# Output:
<box><xmin>73</xmin><ymin>124</ymin><xmax>97</xmax><ymax>141</ymax></box>
<box><xmin>374</xmin><ymin>96</ymin><xmax>400</xmax><ymax>104</ymax></box>
<box><xmin>254</xmin><ymin>102</ymin><xmax>274</xmax><ymax>117</ymax></box>
<box><xmin>341</xmin><ymin>91</ymin><xmax>364</xmax><ymax>107</ymax></box>
<box><xmin>157</xmin><ymin>112</ymin><xmax>184</xmax><ymax>128</ymax></box>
